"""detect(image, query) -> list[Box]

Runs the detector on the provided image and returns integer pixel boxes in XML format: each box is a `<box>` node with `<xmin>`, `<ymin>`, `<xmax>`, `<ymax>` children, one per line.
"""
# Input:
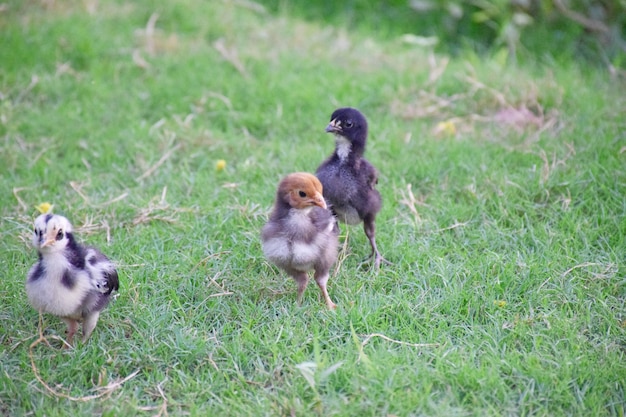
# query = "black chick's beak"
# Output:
<box><xmin>325</xmin><ymin>119</ymin><xmax>341</xmax><ymax>133</ymax></box>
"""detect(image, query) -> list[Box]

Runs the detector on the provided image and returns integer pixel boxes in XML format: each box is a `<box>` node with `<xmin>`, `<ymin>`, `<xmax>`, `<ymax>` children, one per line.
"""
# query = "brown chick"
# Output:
<box><xmin>261</xmin><ymin>172</ymin><xmax>339</xmax><ymax>309</ymax></box>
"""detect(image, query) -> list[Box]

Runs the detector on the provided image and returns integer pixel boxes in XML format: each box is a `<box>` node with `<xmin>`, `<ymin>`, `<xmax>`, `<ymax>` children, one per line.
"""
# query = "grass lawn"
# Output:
<box><xmin>1</xmin><ymin>0</ymin><xmax>625</xmax><ymax>415</ymax></box>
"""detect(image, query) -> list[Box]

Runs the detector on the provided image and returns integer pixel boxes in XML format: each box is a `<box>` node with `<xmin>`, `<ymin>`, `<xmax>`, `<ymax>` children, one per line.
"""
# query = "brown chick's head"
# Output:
<box><xmin>278</xmin><ymin>172</ymin><xmax>327</xmax><ymax>210</ymax></box>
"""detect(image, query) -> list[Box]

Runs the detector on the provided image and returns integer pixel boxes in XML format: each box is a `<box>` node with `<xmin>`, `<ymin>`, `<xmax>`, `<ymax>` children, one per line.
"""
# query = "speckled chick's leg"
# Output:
<box><xmin>314</xmin><ymin>271</ymin><xmax>336</xmax><ymax>310</ymax></box>
<box><xmin>82</xmin><ymin>311</ymin><xmax>101</xmax><ymax>342</ymax></box>
<box><xmin>62</xmin><ymin>318</ymin><xmax>79</xmax><ymax>345</ymax></box>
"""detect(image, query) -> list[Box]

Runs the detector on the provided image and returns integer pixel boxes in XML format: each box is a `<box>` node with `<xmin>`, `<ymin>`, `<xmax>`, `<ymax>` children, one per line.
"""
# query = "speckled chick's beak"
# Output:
<box><xmin>41</xmin><ymin>229</ymin><xmax>58</xmax><ymax>247</ymax></box>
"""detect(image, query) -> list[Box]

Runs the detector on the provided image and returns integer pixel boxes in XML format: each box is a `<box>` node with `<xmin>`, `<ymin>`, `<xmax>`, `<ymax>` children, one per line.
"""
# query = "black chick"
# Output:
<box><xmin>315</xmin><ymin>107</ymin><xmax>388</xmax><ymax>269</ymax></box>
<box><xmin>261</xmin><ymin>172</ymin><xmax>339</xmax><ymax>309</ymax></box>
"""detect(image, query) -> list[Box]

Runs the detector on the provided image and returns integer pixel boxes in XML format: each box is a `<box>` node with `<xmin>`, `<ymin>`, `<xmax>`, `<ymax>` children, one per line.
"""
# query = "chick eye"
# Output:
<box><xmin>345</xmin><ymin>120</ymin><xmax>354</xmax><ymax>128</ymax></box>
<box><xmin>56</xmin><ymin>230</ymin><xmax>64</xmax><ymax>240</ymax></box>
<box><xmin>298</xmin><ymin>191</ymin><xmax>307</xmax><ymax>198</ymax></box>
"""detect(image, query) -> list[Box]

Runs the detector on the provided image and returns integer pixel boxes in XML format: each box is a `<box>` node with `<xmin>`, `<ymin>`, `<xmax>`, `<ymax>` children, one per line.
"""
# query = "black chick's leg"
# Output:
<box><xmin>363</xmin><ymin>214</ymin><xmax>390</xmax><ymax>269</ymax></box>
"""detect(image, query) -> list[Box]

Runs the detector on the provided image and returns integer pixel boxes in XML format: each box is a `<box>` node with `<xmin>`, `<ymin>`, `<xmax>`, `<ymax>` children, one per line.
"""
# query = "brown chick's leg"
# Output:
<box><xmin>293</xmin><ymin>271</ymin><xmax>309</xmax><ymax>305</ymax></box>
<box><xmin>314</xmin><ymin>271</ymin><xmax>336</xmax><ymax>309</ymax></box>
<box><xmin>363</xmin><ymin>214</ymin><xmax>391</xmax><ymax>269</ymax></box>
<box><xmin>82</xmin><ymin>311</ymin><xmax>101</xmax><ymax>342</ymax></box>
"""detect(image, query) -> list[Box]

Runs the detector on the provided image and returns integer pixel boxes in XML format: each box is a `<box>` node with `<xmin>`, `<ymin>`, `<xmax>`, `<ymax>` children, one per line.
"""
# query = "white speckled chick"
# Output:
<box><xmin>26</xmin><ymin>214</ymin><xmax>119</xmax><ymax>344</ymax></box>
<box><xmin>261</xmin><ymin>172</ymin><xmax>339</xmax><ymax>309</ymax></box>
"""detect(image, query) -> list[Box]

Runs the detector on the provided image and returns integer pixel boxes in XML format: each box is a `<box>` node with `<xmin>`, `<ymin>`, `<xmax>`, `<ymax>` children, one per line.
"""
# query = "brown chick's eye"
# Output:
<box><xmin>56</xmin><ymin>230</ymin><xmax>63</xmax><ymax>240</ymax></box>
<box><xmin>298</xmin><ymin>191</ymin><xmax>307</xmax><ymax>198</ymax></box>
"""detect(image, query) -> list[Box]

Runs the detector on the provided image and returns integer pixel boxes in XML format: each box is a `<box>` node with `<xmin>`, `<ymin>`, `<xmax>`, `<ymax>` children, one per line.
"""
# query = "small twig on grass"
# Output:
<box><xmin>361</xmin><ymin>333</ymin><xmax>440</xmax><ymax>349</ymax></box>
<box><xmin>206</xmin><ymin>91</ymin><xmax>233</xmax><ymax>110</ymax></box>
<box><xmin>430</xmin><ymin>221</ymin><xmax>470</xmax><ymax>233</ymax></box>
<box><xmin>16</xmin><ymin>75</ymin><xmax>39</xmax><ymax>104</ymax></box>
<box><xmin>28</xmin><ymin>141</ymin><xmax>58</xmax><ymax>169</ymax></box>
<box><xmin>155</xmin><ymin>379</ymin><xmax>169</xmax><ymax>417</ymax></box>
<box><xmin>28</xmin><ymin>314</ymin><xmax>140</xmax><ymax>401</ymax></box>
<box><xmin>12</xmin><ymin>187</ymin><xmax>31</xmax><ymax>211</ymax></box>
<box><xmin>553</xmin><ymin>0</ymin><xmax>609</xmax><ymax>34</ymax></box>
<box><xmin>135</xmin><ymin>143</ymin><xmax>181</xmax><ymax>182</ymax></box>
<box><xmin>208</xmin><ymin>292</ymin><xmax>234</xmax><ymax>298</ymax></box>
<box><xmin>206</xmin><ymin>353</ymin><xmax>219</xmax><ymax>371</ymax></box>
<box><xmin>538</xmin><ymin>262</ymin><xmax>616</xmax><ymax>290</ymax></box>
<box><xmin>398</xmin><ymin>183</ymin><xmax>427</xmax><ymax>224</ymax></box>
<box><xmin>464</xmin><ymin>75</ymin><xmax>509</xmax><ymax>106</ymax></box>
<box><xmin>426</xmin><ymin>52</ymin><xmax>449</xmax><ymax>86</ymax></box>
<box><xmin>213</xmin><ymin>38</ymin><xmax>249</xmax><ymax>79</ymax></box>
<box><xmin>101</xmin><ymin>192</ymin><xmax>129</xmax><ymax>207</ymax></box>
<box><xmin>69</xmin><ymin>180</ymin><xmax>129</xmax><ymax>208</ymax></box>
<box><xmin>144</xmin><ymin>12</ymin><xmax>159</xmax><ymax>56</ymax></box>
<box><xmin>190</xmin><ymin>252</ymin><xmax>232</xmax><ymax>273</ymax></box>
<box><xmin>69</xmin><ymin>181</ymin><xmax>92</xmax><ymax>204</ymax></box>
<box><xmin>333</xmin><ymin>228</ymin><xmax>351</xmax><ymax>276</ymax></box>
<box><xmin>357</xmin><ymin>332</ymin><xmax>439</xmax><ymax>363</ymax></box>
<box><xmin>132</xmin><ymin>187</ymin><xmax>195</xmax><ymax>225</ymax></box>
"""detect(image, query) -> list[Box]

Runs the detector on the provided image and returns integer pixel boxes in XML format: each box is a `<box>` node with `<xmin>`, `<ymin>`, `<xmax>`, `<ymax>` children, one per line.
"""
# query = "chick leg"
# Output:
<box><xmin>82</xmin><ymin>311</ymin><xmax>101</xmax><ymax>342</ymax></box>
<box><xmin>363</xmin><ymin>214</ymin><xmax>391</xmax><ymax>269</ymax></box>
<box><xmin>292</xmin><ymin>271</ymin><xmax>309</xmax><ymax>305</ymax></box>
<box><xmin>62</xmin><ymin>318</ymin><xmax>79</xmax><ymax>345</ymax></box>
<box><xmin>314</xmin><ymin>270</ymin><xmax>336</xmax><ymax>310</ymax></box>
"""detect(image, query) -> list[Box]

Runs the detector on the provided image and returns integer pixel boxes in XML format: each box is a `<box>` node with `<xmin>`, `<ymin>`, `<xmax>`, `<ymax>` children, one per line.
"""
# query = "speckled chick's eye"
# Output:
<box><xmin>56</xmin><ymin>230</ymin><xmax>63</xmax><ymax>240</ymax></box>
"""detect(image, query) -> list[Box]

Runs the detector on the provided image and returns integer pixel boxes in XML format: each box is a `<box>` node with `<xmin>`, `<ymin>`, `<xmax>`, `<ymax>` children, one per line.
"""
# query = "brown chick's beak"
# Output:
<box><xmin>313</xmin><ymin>192</ymin><xmax>327</xmax><ymax>209</ymax></box>
<box><xmin>325</xmin><ymin>119</ymin><xmax>341</xmax><ymax>133</ymax></box>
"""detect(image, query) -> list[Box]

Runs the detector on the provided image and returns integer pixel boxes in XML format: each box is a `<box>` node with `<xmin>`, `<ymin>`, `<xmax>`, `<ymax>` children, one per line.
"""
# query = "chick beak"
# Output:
<box><xmin>325</xmin><ymin>119</ymin><xmax>341</xmax><ymax>133</ymax></box>
<box><xmin>313</xmin><ymin>192</ymin><xmax>327</xmax><ymax>209</ymax></box>
<box><xmin>41</xmin><ymin>229</ymin><xmax>57</xmax><ymax>247</ymax></box>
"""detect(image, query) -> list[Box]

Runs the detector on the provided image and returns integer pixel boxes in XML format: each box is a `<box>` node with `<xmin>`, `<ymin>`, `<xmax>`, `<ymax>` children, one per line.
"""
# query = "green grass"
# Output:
<box><xmin>1</xmin><ymin>0</ymin><xmax>625</xmax><ymax>415</ymax></box>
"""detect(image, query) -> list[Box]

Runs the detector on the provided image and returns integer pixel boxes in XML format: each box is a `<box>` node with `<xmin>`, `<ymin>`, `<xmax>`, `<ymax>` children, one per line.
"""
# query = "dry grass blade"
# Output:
<box><xmin>152</xmin><ymin>379</ymin><xmax>169</xmax><ymax>417</ymax></box>
<box><xmin>132</xmin><ymin>186</ymin><xmax>195</xmax><ymax>225</ymax></box>
<box><xmin>431</xmin><ymin>221</ymin><xmax>469</xmax><ymax>233</ymax></box>
<box><xmin>537</xmin><ymin>262</ymin><xmax>616</xmax><ymax>290</ymax></box>
<box><xmin>361</xmin><ymin>333</ymin><xmax>440</xmax><ymax>349</ymax></box>
<box><xmin>190</xmin><ymin>252</ymin><xmax>232</xmax><ymax>273</ymax></box>
<box><xmin>398</xmin><ymin>183</ymin><xmax>425</xmax><ymax>224</ymax></box>
<box><xmin>70</xmin><ymin>180</ymin><xmax>91</xmax><ymax>204</ymax></box>
<box><xmin>144</xmin><ymin>12</ymin><xmax>159</xmax><ymax>56</ymax></box>
<box><xmin>12</xmin><ymin>187</ymin><xmax>31</xmax><ymax>211</ymax></box>
<box><xmin>213</xmin><ymin>38</ymin><xmax>249</xmax><ymax>79</ymax></box>
<box><xmin>357</xmin><ymin>333</ymin><xmax>440</xmax><ymax>363</ymax></box>
<box><xmin>135</xmin><ymin>143</ymin><xmax>181</xmax><ymax>182</ymax></box>
<box><xmin>333</xmin><ymin>228</ymin><xmax>351</xmax><ymax>276</ymax></box>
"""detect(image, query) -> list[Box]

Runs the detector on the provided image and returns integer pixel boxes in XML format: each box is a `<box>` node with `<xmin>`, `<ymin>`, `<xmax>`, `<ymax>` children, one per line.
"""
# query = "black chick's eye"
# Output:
<box><xmin>298</xmin><ymin>191</ymin><xmax>307</xmax><ymax>198</ymax></box>
<box><xmin>345</xmin><ymin>120</ymin><xmax>354</xmax><ymax>128</ymax></box>
<box><xmin>56</xmin><ymin>230</ymin><xmax>64</xmax><ymax>240</ymax></box>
